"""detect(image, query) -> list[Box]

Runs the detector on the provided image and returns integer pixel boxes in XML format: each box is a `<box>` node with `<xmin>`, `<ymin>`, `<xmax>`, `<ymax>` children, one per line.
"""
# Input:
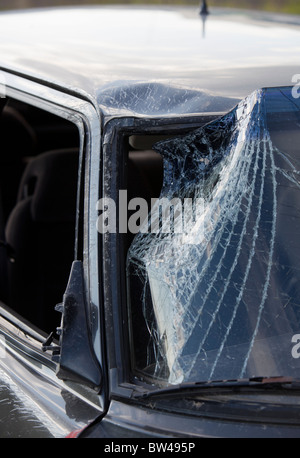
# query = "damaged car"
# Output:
<box><xmin>0</xmin><ymin>3</ymin><xmax>300</xmax><ymax>438</ymax></box>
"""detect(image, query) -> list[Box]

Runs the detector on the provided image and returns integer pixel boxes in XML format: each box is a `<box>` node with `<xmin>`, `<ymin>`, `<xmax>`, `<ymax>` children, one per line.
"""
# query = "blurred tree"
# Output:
<box><xmin>0</xmin><ymin>0</ymin><xmax>300</xmax><ymax>14</ymax></box>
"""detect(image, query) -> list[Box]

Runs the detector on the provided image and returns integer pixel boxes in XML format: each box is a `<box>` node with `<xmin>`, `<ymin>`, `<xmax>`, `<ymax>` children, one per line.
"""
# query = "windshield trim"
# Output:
<box><xmin>132</xmin><ymin>376</ymin><xmax>300</xmax><ymax>400</ymax></box>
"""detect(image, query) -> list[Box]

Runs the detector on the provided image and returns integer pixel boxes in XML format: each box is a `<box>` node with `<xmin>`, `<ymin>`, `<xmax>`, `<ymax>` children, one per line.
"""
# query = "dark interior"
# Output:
<box><xmin>0</xmin><ymin>98</ymin><xmax>79</xmax><ymax>333</ymax></box>
<box><xmin>0</xmin><ymin>99</ymin><xmax>166</xmax><ymax>334</ymax></box>
<box><xmin>126</xmin><ymin>134</ymin><xmax>166</xmax><ymax>252</ymax></box>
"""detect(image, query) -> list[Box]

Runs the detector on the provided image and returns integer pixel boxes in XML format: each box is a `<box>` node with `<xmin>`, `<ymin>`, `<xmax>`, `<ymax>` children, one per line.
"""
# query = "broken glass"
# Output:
<box><xmin>127</xmin><ymin>86</ymin><xmax>300</xmax><ymax>385</ymax></box>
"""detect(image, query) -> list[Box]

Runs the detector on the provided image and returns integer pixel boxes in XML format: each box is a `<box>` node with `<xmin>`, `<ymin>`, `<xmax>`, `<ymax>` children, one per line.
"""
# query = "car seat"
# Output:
<box><xmin>5</xmin><ymin>148</ymin><xmax>79</xmax><ymax>331</ymax></box>
<box><xmin>0</xmin><ymin>105</ymin><xmax>38</xmax><ymax>304</ymax></box>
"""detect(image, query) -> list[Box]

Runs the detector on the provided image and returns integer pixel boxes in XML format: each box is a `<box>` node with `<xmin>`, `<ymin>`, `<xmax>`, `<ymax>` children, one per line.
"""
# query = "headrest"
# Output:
<box><xmin>0</xmin><ymin>106</ymin><xmax>37</xmax><ymax>161</ymax></box>
<box><xmin>18</xmin><ymin>148</ymin><xmax>79</xmax><ymax>223</ymax></box>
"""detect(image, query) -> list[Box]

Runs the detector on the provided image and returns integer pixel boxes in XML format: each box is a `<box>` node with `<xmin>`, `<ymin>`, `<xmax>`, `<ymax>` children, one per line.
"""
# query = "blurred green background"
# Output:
<box><xmin>0</xmin><ymin>0</ymin><xmax>300</xmax><ymax>14</ymax></box>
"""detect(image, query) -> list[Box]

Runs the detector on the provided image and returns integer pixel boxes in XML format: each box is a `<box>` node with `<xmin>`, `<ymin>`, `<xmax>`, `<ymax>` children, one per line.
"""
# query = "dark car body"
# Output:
<box><xmin>0</xmin><ymin>4</ymin><xmax>300</xmax><ymax>438</ymax></box>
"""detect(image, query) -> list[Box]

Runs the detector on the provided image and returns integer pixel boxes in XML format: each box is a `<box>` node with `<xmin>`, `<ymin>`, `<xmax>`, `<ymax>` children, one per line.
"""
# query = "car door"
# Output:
<box><xmin>0</xmin><ymin>70</ymin><xmax>106</xmax><ymax>437</ymax></box>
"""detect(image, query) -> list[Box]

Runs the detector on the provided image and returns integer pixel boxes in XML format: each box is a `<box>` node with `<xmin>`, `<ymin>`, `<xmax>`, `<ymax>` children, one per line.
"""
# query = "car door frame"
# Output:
<box><xmin>0</xmin><ymin>68</ymin><xmax>107</xmax><ymax>435</ymax></box>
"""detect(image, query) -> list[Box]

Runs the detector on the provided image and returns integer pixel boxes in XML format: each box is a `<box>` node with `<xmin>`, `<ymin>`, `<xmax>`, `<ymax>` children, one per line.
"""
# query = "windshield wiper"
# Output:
<box><xmin>133</xmin><ymin>376</ymin><xmax>300</xmax><ymax>400</ymax></box>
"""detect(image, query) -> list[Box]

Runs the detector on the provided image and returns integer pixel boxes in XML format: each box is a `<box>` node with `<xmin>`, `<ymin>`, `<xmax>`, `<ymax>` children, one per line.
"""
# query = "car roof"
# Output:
<box><xmin>0</xmin><ymin>5</ymin><xmax>299</xmax><ymax>116</ymax></box>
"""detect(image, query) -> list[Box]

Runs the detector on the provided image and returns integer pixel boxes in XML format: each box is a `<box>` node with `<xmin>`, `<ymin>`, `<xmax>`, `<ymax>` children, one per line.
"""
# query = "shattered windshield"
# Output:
<box><xmin>127</xmin><ymin>86</ymin><xmax>300</xmax><ymax>385</ymax></box>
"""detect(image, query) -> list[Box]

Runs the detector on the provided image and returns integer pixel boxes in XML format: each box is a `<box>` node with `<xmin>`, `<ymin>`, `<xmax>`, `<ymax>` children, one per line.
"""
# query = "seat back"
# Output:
<box><xmin>5</xmin><ymin>148</ymin><xmax>79</xmax><ymax>331</ymax></box>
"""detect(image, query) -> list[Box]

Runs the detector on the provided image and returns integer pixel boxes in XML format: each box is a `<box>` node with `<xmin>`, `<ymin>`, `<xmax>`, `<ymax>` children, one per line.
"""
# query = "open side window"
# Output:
<box><xmin>0</xmin><ymin>93</ymin><xmax>102</xmax><ymax>391</ymax></box>
<box><xmin>0</xmin><ymin>98</ymin><xmax>80</xmax><ymax>333</ymax></box>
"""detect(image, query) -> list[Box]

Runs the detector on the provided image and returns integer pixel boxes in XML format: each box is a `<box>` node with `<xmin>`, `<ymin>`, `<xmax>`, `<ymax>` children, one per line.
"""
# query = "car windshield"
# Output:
<box><xmin>127</xmin><ymin>86</ymin><xmax>300</xmax><ymax>385</ymax></box>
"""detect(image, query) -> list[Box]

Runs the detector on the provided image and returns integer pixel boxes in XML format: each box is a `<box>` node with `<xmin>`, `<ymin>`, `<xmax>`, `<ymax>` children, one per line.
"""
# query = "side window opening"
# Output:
<box><xmin>0</xmin><ymin>98</ymin><xmax>80</xmax><ymax>333</ymax></box>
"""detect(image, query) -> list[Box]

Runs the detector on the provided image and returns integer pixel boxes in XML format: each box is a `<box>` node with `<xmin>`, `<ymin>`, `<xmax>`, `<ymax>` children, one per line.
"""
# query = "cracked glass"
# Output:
<box><xmin>127</xmin><ymin>86</ymin><xmax>300</xmax><ymax>385</ymax></box>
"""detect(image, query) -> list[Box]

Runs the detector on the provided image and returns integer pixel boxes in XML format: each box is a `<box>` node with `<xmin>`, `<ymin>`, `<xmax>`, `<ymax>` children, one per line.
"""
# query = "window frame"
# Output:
<box><xmin>101</xmin><ymin>113</ymin><xmax>224</xmax><ymax>398</ymax></box>
<box><xmin>0</xmin><ymin>69</ymin><xmax>105</xmax><ymax>406</ymax></box>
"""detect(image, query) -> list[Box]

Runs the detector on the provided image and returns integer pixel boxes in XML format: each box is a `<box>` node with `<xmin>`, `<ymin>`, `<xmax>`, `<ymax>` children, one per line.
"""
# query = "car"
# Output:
<box><xmin>0</xmin><ymin>2</ymin><xmax>300</xmax><ymax>439</ymax></box>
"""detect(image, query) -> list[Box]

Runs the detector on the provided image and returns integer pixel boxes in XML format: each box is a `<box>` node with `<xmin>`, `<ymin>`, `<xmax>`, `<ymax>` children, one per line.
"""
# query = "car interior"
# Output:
<box><xmin>0</xmin><ymin>98</ymin><xmax>166</xmax><ymax>335</ymax></box>
<box><xmin>0</xmin><ymin>98</ymin><xmax>80</xmax><ymax>333</ymax></box>
<box><xmin>126</xmin><ymin>135</ymin><xmax>164</xmax><ymax>249</ymax></box>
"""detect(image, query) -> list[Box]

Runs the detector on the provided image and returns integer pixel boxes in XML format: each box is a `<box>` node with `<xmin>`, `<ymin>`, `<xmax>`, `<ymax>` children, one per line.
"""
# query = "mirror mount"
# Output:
<box><xmin>43</xmin><ymin>260</ymin><xmax>102</xmax><ymax>392</ymax></box>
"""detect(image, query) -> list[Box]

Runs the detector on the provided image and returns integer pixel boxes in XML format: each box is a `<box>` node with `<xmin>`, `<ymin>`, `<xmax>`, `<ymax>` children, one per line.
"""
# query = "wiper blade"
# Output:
<box><xmin>133</xmin><ymin>376</ymin><xmax>300</xmax><ymax>400</ymax></box>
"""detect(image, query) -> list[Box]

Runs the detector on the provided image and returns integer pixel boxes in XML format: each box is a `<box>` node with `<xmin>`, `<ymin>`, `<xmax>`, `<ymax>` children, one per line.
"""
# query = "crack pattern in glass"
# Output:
<box><xmin>127</xmin><ymin>87</ymin><xmax>300</xmax><ymax>385</ymax></box>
